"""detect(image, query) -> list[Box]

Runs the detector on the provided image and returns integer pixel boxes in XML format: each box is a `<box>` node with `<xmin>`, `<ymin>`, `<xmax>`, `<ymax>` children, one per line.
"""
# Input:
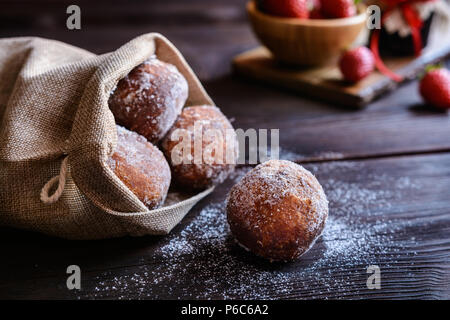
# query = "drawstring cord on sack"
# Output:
<box><xmin>40</xmin><ymin>156</ymin><xmax>69</xmax><ymax>204</ymax></box>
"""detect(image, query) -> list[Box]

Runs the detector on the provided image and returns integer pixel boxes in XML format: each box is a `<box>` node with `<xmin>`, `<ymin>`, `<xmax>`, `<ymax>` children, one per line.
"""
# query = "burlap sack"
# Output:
<box><xmin>0</xmin><ymin>33</ymin><xmax>215</xmax><ymax>239</ymax></box>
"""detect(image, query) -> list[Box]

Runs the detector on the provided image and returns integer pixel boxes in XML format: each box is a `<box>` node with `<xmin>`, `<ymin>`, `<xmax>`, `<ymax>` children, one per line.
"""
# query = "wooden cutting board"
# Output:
<box><xmin>233</xmin><ymin>44</ymin><xmax>450</xmax><ymax>108</ymax></box>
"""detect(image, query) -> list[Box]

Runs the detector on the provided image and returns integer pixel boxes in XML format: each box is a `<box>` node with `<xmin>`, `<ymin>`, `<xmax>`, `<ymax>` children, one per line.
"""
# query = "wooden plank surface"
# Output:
<box><xmin>1</xmin><ymin>153</ymin><xmax>449</xmax><ymax>299</ymax></box>
<box><xmin>0</xmin><ymin>0</ymin><xmax>449</xmax><ymax>300</ymax></box>
<box><xmin>0</xmin><ymin>0</ymin><xmax>249</xmax><ymax>26</ymax></box>
<box><xmin>3</xmin><ymin>24</ymin><xmax>448</xmax><ymax>161</ymax></box>
<box><xmin>0</xmin><ymin>24</ymin><xmax>257</xmax><ymax>82</ymax></box>
<box><xmin>208</xmin><ymin>73</ymin><xmax>450</xmax><ymax>162</ymax></box>
<box><xmin>2</xmin><ymin>24</ymin><xmax>449</xmax><ymax>162</ymax></box>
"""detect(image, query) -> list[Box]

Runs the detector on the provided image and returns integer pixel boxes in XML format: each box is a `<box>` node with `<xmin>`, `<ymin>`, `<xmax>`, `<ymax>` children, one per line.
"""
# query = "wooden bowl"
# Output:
<box><xmin>247</xmin><ymin>0</ymin><xmax>367</xmax><ymax>67</ymax></box>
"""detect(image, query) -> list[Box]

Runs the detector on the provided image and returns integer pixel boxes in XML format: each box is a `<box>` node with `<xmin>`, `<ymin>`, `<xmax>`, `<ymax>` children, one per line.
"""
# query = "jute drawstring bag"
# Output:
<box><xmin>0</xmin><ymin>33</ymin><xmax>215</xmax><ymax>239</ymax></box>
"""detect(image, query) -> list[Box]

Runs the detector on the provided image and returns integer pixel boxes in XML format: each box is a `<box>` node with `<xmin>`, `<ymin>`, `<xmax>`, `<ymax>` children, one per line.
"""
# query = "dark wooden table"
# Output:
<box><xmin>0</xmin><ymin>0</ymin><xmax>449</xmax><ymax>300</ymax></box>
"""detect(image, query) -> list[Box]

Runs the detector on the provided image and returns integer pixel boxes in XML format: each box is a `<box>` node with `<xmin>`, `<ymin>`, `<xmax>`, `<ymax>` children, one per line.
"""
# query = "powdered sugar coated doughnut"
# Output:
<box><xmin>107</xmin><ymin>125</ymin><xmax>171</xmax><ymax>209</ymax></box>
<box><xmin>162</xmin><ymin>105</ymin><xmax>238</xmax><ymax>190</ymax></box>
<box><xmin>109</xmin><ymin>57</ymin><xmax>188</xmax><ymax>144</ymax></box>
<box><xmin>226</xmin><ymin>160</ymin><xmax>328</xmax><ymax>262</ymax></box>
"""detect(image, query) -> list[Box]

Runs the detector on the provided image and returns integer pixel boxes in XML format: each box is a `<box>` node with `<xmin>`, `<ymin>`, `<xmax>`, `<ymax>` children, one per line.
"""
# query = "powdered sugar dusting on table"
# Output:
<box><xmin>84</xmin><ymin>162</ymin><xmax>423</xmax><ymax>299</ymax></box>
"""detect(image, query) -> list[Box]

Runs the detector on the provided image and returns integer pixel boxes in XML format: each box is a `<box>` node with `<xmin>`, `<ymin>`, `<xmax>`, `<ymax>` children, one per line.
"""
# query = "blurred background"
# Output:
<box><xmin>1</xmin><ymin>0</ymin><xmax>449</xmax><ymax>157</ymax></box>
<box><xmin>0</xmin><ymin>0</ymin><xmax>254</xmax><ymax>81</ymax></box>
<box><xmin>1</xmin><ymin>1</ymin><xmax>450</xmax><ymax>301</ymax></box>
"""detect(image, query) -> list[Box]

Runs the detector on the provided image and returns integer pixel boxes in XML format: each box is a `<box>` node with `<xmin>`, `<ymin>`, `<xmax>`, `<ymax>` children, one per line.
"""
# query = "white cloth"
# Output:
<box><xmin>383</xmin><ymin>0</ymin><xmax>450</xmax><ymax>37</ymax></box>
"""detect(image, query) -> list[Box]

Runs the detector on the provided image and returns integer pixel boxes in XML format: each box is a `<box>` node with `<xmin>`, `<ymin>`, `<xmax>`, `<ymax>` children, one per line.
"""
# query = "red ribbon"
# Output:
<box><xmin>370</xmin><ymin>0</ymin><xmax>436</xmax><ymax>82</ymax></box>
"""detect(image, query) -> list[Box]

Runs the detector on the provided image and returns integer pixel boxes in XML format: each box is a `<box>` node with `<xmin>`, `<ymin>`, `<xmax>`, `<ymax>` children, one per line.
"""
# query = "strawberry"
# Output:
<box><xmin>321</xmin><ymin>0</ymin><xmax>356</xmax><ymax>18</ymax></box>
<box><xmin>263</xmin><ymin>0</ymin><xmax>309</xmax><ymax>18</ymax></box>
<box><xmin>309</xmin><ymin>0</ymin><xmax>324</xmax><ymax>19</ymax></box>
<box><xmin>339</xmin><ymin>47</ymin><xmax>375</xmax><ymax>83</ymax></box>
<box><xmin>308</xmin><ymin>0</ymin><xmax>321</xmax><ymax>10</ymax></box>
<box><xmin>310</xmin><ymin>9</ymin><xmax>325</xmax><ymax>19</ymax></box>
<box><xmin>419</xmin><ymin>68</ymin><xmax>450</xmax><ymax>110</ymax></box>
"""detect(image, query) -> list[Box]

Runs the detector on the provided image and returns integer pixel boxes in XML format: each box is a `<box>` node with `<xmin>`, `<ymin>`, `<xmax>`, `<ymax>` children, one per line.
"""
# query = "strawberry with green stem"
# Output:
<box><xmin>419</xmin><ymin>65</ymin><xmax>450</xmax><ymax>110</ymax></box>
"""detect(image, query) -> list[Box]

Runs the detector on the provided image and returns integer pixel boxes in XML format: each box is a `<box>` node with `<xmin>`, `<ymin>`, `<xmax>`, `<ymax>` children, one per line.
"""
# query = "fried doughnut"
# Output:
<box><xmin>107</xmin><ymin>125</ymin><xmax>171</xmax><ymax>209</ymax></box>
<box><xmin>162</xmin><ymin>105</ymin><xmax>238</xmax><ymax>190</ymax></box>
<box><xmin>226</xmin><ymin>160</ymin><xmax>328</xmax><ymax>262</ymax></box>
<box><xmin>108</xmin><ymin>57</ymin><xmax>188</xmax><ymax>144</ymax></box>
